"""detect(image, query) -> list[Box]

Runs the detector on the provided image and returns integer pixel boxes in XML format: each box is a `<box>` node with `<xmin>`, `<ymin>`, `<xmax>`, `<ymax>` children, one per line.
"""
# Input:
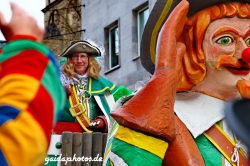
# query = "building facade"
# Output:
<box><xmin>81</xmin><ymin>0</ymin><xmax>157</xmax><ymax>90</ymax></box>
<box><xmin>43</xmin><ymin>0</ymin><xmax>157</xmax><ymax>90</ymax></box>
<box><xmin>42</xmin><ymin>0</ymin><xmax>82</xmax><ymax>56</ymax></box>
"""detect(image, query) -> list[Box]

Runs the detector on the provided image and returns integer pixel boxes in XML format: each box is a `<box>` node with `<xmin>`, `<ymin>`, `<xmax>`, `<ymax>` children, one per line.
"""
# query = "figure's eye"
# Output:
<box><xmin>246</xmin><ymin>38</ymin><xmax>250</xmax><ymax>46</ymax></box>
<box><xmin>216</xmin><ymin>36</ymin><xmax>233</xmax><ymax>45</ymax></box>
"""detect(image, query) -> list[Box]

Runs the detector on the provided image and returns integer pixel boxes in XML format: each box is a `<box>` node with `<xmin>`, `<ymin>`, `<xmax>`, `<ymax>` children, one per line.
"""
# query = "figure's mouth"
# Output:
<box><xmin>215</xmin><ymin>55</ymin><xmax>250</xmax><ymax>75</ymax></box>
<box><xmin>225</xmin><ymin>67</ymin><xmax>250</xmax><ymax>75</ymax></box>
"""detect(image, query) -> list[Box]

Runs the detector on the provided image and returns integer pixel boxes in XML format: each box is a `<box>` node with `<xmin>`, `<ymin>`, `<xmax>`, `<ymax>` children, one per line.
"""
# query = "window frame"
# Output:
<box><xmin>137</xmin><ymin>6</ymin><xmax>149</xmax><ymax>57</ymax></box>
<box><xmin>108</xmin><ymin>24</ymin><xmax>120</xmax><ymax>70</ymax></box>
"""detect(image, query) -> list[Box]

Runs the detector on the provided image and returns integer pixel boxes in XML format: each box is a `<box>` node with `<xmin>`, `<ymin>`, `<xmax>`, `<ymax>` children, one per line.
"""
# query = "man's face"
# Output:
<box><xmin>201</xmin><ymin>16</ymin><xmax>250</xmax><ymax>100</ymax></box>
<box><xmin>71</xmin><ymin>52</ymin><xmax>89</xmax><ymax>75</ymax></box>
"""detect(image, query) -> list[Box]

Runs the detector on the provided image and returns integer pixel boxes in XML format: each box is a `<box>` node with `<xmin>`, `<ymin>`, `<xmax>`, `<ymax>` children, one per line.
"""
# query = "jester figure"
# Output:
<box><xmin>103</xmin><ymin>0</ymin><xmax>250</xmax><ymax>165</ymax></box>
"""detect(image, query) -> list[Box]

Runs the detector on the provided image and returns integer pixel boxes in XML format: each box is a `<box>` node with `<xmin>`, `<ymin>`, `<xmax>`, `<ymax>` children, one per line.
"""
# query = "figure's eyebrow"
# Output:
<box><xmin>213</xmin><ymin>27</ymin><xmax>239</xmax><ymax>38</ymax></box>
<box><xmin>244</xmin><ymin>29</ymin><xmax>250</xmax><ymax>38</ymax></box>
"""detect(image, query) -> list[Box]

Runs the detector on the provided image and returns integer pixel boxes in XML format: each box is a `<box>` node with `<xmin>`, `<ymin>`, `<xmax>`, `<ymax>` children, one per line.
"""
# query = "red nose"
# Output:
<box><xmin>242</xmin><ymin>48</ymin><xmax>250</xmax><ymax>63</ymax></box>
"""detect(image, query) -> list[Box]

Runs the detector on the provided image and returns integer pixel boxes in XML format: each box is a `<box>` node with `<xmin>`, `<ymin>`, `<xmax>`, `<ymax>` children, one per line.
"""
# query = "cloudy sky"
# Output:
<box><xmin>0</xmin><ymin>0</ymin><xmax>45</xmax><ymax>40</ymax></box>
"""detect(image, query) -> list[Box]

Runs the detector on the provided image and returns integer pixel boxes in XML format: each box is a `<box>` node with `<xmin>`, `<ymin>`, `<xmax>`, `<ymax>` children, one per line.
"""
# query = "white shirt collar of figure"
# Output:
<box><xmin>174</xmin><ymin>91</ymin><xmax>229</xmax><ymax>138</ymax></box>
<box><xmin>72</xmin><ymin>73</ymin><xmax>88</xmax><ymax>83</ymax></box>
<box><xmin>75</xmin><ymin>73</ymin><xmax>88</xmax><ymax>79</ymax></box>
<box><xmin>60</xmin><ymin>71</ymin><xmax>88</xmax><ymax>87</ymax></box>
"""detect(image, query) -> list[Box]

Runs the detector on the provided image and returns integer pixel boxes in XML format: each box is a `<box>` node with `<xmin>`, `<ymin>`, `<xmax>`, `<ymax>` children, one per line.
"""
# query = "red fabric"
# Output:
<box><xmin>53</xmin><ymin>121</ymin><xmax>84</xmax><ymax>134</ymax></box>
<box><xmin>10</xmin><ymin>35</ymin><xmax>37</xmax><ymax>41</ymax></box>
<box><xmin>26</xmin><ymin>85</ymin><xmax>54</xmax><ymax>143</ymax></box>
<box><xmin>0</xmin><ymin>50</ymin><xmax>49</xmax><ymax>80</ymax></box>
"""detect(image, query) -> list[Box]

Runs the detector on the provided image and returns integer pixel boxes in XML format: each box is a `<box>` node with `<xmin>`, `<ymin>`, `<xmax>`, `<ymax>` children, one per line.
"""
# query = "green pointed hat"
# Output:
<box><xmin>140</xmin><ymin>0</ymin><xmax>250</xmax><ymax>74</ymax></box>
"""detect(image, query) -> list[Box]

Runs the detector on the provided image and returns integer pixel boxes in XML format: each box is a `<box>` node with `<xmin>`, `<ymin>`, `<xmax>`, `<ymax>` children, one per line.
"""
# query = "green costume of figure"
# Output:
<box><xmin>54</xmin><ymin>72</ymin><xmax>121</xmax><ymax>134</ymax></box>
<box><xmin>52</xmin><ymin>40</ymin><xmax>133</xmax><ymax>134</ymax></box>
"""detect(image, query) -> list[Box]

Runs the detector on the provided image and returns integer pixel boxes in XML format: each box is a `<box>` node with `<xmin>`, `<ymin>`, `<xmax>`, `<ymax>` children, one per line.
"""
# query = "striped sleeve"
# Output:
<box><xmin>0</xmin><ymin>39</ymin><xmax>65</xmax><ymax>166</ymax></box>
<box><xmin>103</xmin><ymin>123</ymin><xmax>169</xmax><ymax>166</ymax></box>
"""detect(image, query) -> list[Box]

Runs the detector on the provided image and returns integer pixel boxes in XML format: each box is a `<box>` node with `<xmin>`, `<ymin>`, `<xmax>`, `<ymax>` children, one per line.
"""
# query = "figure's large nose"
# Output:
<box><xmin>242</xmin><ymin>47</ymin><xmax>250</xmax><ymax>63</ymax></box>
<box><xmin>234</xmin><ymin>37</ymin><xmax>248</xmax><ymax>60</ymax></box>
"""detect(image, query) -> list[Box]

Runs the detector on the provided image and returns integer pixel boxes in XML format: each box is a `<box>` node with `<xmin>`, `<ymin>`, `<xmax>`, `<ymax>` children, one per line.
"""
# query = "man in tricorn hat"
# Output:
<box><xmin>104</xmin><ymin>0</ymin><xmax>250</xmax><ymax>165</ymax></box>
<box><xmin>46</xmin><ymin>40</ymin><xmax>131</xmax><ymax>165</ymax></box>
<box><xmin>53</xmin><ymin>40</ymin><xmax>130</xmax><ymax>134</ymax></box>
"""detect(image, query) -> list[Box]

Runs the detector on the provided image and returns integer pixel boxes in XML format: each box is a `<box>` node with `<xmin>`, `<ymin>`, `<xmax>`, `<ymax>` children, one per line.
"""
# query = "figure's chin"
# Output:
<box><xmin>225</xmin><ymin>67</ymin><xmax>250</xmax><ymax>75</ymax></box>
<box><xmin>75</xmin><ymin>70</ymin><xmax>87</xmax><ymax>75</ymax></box>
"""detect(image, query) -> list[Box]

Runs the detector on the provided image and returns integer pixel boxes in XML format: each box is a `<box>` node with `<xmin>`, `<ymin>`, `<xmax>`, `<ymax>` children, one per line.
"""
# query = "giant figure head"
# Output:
<box><xmin>141</xmin><ymin>0</ymin><xmax>250</xmax><ymax>100</ymax></box>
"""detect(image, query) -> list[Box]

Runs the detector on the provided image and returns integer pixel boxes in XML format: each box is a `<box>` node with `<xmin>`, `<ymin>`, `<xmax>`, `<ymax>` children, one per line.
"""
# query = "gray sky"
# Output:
<box><xmin>0</xmin><ymin>0</ymin><xmax>45</xmax><ymax>40</ymax></box>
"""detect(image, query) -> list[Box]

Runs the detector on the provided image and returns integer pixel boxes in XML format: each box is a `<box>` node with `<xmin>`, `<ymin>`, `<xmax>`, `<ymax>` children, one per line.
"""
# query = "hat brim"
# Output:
<box><xmin>140</xmin><ymin>0</ymin><xmax>250</xmax><ymax>74</ymax></box>
<box><xmin>60</xmin><ymin>41</ymin><xmax>101</xmax><ymax>57</ymax></box>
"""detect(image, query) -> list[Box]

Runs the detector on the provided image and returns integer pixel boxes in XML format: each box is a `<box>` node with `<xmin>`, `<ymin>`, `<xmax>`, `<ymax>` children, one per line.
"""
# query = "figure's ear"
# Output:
<box><xmin>175</xmin><ymin>26</ymin><xmax>195</xmax><ymax>91</ymax></box>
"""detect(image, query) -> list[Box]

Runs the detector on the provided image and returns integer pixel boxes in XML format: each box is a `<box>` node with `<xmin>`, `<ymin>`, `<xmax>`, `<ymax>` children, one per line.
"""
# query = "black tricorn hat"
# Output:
<box><xmin>140</xmin><ymin>0</ymin><xmax>250</xmax><ymax>74</ymax></box>
<box><xmin>60</xmin><ymin>40</ymin><xmax>101</xmax><ymax>57</ymax></box>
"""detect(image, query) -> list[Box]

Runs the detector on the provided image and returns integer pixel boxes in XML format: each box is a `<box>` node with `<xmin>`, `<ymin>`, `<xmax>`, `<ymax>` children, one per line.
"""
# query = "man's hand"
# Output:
<box><xmin>0</xmin><ymin>2</ymin><xmax>44</xmax><ymax>42</ymax></box>
<box><xmin>88</xmin><ymin>116</ymin><xmax>108</xmax><ymax>133</ymax></box>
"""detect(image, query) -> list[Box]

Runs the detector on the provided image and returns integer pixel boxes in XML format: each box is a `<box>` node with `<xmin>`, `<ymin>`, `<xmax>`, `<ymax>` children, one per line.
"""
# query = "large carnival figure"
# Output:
<box><xmin>104</xmin><ymin>0</ymin><xmax>250</xmax><ymax>165</ymax></box>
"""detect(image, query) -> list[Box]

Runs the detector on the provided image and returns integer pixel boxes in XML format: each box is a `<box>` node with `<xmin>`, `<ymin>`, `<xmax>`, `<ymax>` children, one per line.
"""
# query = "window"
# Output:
<box><xmin>49</xmin><ymin>10</ymin><xmax>60</xmax><ymax>25</ymax></box>
<box><xmin>109</xmin><ymin>25</ymin><xmax>119</xmax><ymax>69</ymax></box>
<box><xmin>104</xmin><ymin>20</ymin><xmax>120</xmax><ymax>73</ymax></box>
<box><xmin>137</xmin><ymin>7</ymin><xmax>149</xmax><ymax>56</ymax></box>
<box><xmin>45</xmin><ymin>10</ymin><xmax>62</xmax><ymax>39</ymax></box>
